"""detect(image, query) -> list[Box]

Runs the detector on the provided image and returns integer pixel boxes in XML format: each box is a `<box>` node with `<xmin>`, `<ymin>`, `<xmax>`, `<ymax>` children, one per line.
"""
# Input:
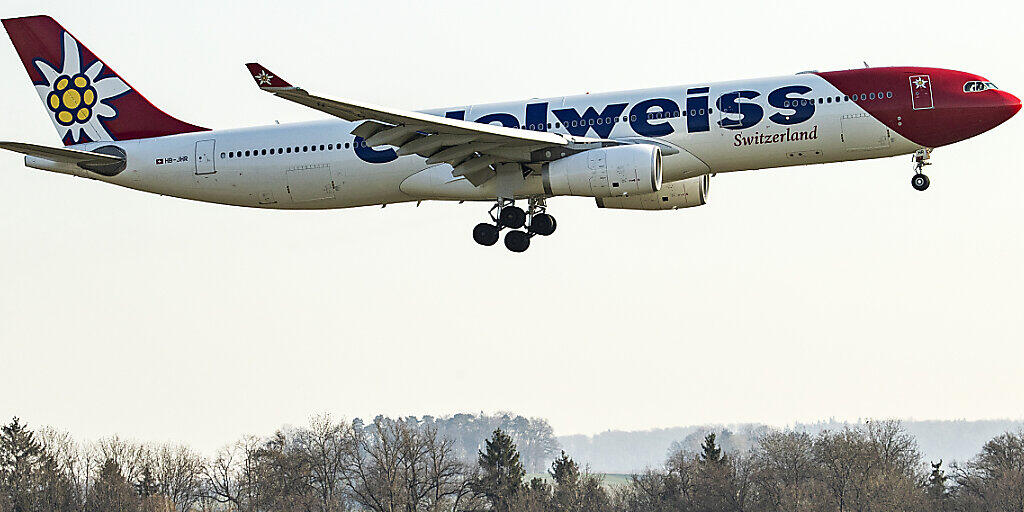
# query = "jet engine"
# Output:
<box><xmin>541</xmin><ymin>145</ymin><xmax>662</xmax><ymax>198</ymax></box>
<box><xmin>595</xmin><ymin>174</ymin><xmax>709</xmax><ymax>210</ymax></box>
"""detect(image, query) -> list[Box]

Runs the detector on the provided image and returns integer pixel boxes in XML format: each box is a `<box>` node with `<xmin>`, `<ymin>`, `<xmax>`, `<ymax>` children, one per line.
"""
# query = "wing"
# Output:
<box><xmin>0</xmin><ymin>141</ymin><xmax>123</xmax><ymax>165</ymax></box>
<box><xmin>245</xmin><ymin>63</ymin><xmax>605</xmax><ymax>186</ymax></box>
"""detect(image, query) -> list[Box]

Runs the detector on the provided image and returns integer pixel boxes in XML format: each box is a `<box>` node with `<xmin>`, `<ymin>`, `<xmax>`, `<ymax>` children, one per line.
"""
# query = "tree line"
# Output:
<box><xmin>558</xmin><ymin>419</ymin><xmax>1024</xmax><ymax>474</ymax></box>
<box><xmin>2</xmin><ymin>415</ymin><xmax>1022</xmax><ymax>512</ymax></box>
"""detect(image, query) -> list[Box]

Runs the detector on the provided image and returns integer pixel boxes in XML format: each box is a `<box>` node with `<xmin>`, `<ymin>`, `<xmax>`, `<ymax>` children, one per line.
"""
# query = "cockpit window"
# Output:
<box><xmin>964</xmin><ymin>81</ymin><xmax>998</xmax><ymax>93</ymax></box>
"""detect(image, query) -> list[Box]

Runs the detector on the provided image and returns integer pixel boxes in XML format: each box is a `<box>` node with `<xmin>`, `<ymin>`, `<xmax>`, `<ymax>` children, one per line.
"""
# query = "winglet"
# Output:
<box><xmin>245</xmin><ymin>63</ymin><xmax>295</xmax><ymax>91</ymax></box>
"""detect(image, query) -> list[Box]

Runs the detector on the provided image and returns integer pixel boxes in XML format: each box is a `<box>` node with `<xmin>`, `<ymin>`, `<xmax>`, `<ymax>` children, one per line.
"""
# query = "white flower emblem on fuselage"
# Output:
<box><xmin>33</xmin><ymin>32</ymin><xmax>130</xmax><ymax>143</ymax></box>
<box><xmin>255</xmin><ymin>70</ymin><xmax>274</xmax><ymax>86</ymax></box>
<box><xmin>913</xmin><ymin>77</ymin><xmax>930</xmax><ymax>89</ymax></box>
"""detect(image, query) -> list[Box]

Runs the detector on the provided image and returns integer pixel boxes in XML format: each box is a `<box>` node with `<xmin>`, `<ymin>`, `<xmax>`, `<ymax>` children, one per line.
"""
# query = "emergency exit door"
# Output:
<box><xmin>195</xmin><ymin>140</ymin><xmax>216</xmax><ymax>175</ymax></box>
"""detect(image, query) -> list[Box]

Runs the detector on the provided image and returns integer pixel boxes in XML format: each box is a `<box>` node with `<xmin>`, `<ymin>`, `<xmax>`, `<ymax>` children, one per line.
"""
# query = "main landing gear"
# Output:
<box><xmin>473</xmin><ymin>197</ymin><xmax>557</xmax><ymax>252</ymax></box>
<box><xmin>912</xmin><ymin>149</ymin><xmax>932</xmax><ymax>191</ymax></box>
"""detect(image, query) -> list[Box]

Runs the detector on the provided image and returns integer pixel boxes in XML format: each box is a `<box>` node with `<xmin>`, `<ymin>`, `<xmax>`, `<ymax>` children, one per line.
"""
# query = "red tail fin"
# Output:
<box><xmin>2</xmin><ymin>15</ymin><xmax>207</xmax><ymax>146</ymax></box>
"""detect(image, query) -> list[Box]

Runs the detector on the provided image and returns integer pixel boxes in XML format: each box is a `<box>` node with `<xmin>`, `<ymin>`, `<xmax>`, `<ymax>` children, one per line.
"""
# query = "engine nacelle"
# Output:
<box><xmin>595</xmin><ymin>174</ymin><xmax>710</xmax><ymax>210</ymax></box>
<box><xmin>541</xmin><ymin>145</ymin><xmax>662</xmax><ymax>198</ymax></box>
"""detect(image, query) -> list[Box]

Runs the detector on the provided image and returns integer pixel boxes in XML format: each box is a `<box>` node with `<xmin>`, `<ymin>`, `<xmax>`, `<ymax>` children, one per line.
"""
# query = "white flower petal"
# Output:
<box><xmin>84</xmin><ymin>60</ymin><xmax>104</xmax><ymax>81</ymax></box>
<box><xmin>83</xmin><ymin>121</ymin><xmax>108</xmax><ymax>143</ymax></box>
<box><xmin>94</xmin><ymin>77</ymin><xmax>130</xmax><ymax>100</ymax></box>
<box><xmin>60</xmin><ymin>32</ymin><xmax>80</xmax><ymax>76</ymax></box>
<box><xmin>69</xmin><ymin>124</ymin><xmax>84</xmax><ymax>143</ymax></box>
<box><xmin>94</xmin><ymin>103</ymin><xmax>116</xmax><ymax>119</ymax></box>
<box><xmin>34</xmin><ymin>60</ymin><xmax>60</xmax><ymax>86</ymax></box>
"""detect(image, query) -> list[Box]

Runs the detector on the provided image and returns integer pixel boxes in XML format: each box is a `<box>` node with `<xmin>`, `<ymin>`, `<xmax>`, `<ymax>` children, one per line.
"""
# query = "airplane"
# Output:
<box><xmin>1</xmin><ymin>15</ymin><xmax>1019</xmax><ymax>252</ymax></box>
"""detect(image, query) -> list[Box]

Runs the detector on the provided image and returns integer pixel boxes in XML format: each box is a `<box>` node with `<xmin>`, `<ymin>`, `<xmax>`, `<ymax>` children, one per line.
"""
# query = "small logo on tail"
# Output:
<box><xmin>34</xmin><ymin>31</ymin><xmax>130</xmax><ymax>143</ymax></box>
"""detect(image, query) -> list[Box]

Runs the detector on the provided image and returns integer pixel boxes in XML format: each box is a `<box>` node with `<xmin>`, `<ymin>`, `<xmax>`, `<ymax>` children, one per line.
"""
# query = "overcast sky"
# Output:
<box><xmin>1</xmin><ymin>0</ymin><xmax>1022</xmax><ymax>455</ymax></box>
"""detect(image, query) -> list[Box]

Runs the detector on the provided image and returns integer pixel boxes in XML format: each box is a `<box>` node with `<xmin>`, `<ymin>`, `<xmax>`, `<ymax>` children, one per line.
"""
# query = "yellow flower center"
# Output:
<box><xmin>63</xmin><ymin>89</ymin><xmax>81</xmax><ymax>109</ymax></box>
<box><xmin>48</xmin><ymin>74</ymin><xmax>96</xmax><ymax>126</ymax></box>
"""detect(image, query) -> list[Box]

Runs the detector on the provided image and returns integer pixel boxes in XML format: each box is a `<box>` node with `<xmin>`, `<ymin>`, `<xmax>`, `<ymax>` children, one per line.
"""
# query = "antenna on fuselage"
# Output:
<box><xmin>863</xmin><ymin>61</ymin><xmax>870</xmax><ymax>68</ymax></box>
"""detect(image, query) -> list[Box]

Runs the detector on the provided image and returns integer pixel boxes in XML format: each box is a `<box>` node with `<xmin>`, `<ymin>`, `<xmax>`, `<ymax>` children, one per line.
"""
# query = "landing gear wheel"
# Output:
<box><xmin>504</xmin><ymin>230</ymin><xmax>531</xmax><ymax>253</ymax></box>
<box><xmin>912</xmin><ymin>174</ymin><xmax>930</xmax><ymax>191</ymax></box>
<box><xmin>529</xmin><ymin>213</ymin><xmax>557</xmax><ymax>236</ymax></box>
<box><xmin>473</xmin><ymin>223</ymin><xmax>500</xmax><ymax>246</ymax></box>
<box><xmin>499</xmin><ymin>206</ymin><xmax>527</xmax><ymax>229</ymax></box>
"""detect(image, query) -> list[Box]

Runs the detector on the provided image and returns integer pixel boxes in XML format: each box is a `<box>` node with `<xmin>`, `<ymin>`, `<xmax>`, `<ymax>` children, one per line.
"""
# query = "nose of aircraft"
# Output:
<box><xmin>979</xmin><ymin>89</ymin><xmax>1020</xmax><ymax>130</ymax></box>
<box><xmin>1001</xmin><ymin>90</ymin><xmax>1022</xmax><ymax>117</ymax></box>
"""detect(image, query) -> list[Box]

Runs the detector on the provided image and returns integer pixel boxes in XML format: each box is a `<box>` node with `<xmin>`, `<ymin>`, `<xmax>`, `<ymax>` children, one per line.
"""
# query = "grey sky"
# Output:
<box><xmin>0</xmin><ymin>0</ymin><xmax>1021</xmax><ymax>455</ymax></box>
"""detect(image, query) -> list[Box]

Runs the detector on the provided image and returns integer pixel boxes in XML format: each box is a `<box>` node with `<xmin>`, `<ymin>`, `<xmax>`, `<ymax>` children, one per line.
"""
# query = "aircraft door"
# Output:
<box><xmin>286</xmin><ymin>164</ymin><xmax>337</xmax><ymax>202</ymax></box>
<box><xmin>195</xmin><ymin>140</ymin><xmax>216</xmax><ymax>175</ymax></box>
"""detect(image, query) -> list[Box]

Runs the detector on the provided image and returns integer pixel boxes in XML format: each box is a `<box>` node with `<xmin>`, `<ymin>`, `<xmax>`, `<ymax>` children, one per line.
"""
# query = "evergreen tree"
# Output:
<box><xmin>549</xmin><ymin>451</ymin><xmax>580</xmax><ymax>487</ymax></box>
<box><xmin>134</xmin><ymin>464</ymin><xmax>160</xmax><ymax>499</ymax></box>
<box><xmin>0</xmin><ymin>417</ymin><xmax>76</xmax><ymax>512</ymax></box>
<box><xmin>134</xmin><ymin>464</ymin><xmax>162</xmax><ymax>512</ymax></box>
<box><xmin>926</xmin><ymin>459</ymin><xmax>949</xmax><ymax>508</ymax></box>
<box><xmin>550</xmin><ymin>451</ymin><xmax>581</xmax><ymax>512</ymax></box>
<box><xmin>1</xmin><ymin>417</ymin><xmax>44</xmax><ymax>512</ymax></box>
<box><xmin>87</xmin><ymin>459</ymin><xmax>139</xmax><ymax>512</ymax></box>
<box><xmin>473</xmin><ymin>429</ymin><xmax>525</xmax><ymax>512</ymax></box>
<box><xmin>699</xmin><ymin>432</ymin><xmax>724</xmax><ymax>465</ymax></box>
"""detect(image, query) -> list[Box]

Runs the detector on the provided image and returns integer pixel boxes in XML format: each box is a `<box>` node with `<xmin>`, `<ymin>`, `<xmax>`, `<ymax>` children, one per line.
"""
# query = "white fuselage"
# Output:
<box><xmin>42</xmin><ymin>73</ymin><xmax>921</xmax><ymax>209</ymax></box>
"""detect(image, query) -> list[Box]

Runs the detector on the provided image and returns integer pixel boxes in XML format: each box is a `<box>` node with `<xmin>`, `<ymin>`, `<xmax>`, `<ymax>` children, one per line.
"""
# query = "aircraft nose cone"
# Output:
<box><xmin>958</xmin><ymin>89</ymin><xmax>1021</xmax><ymax>143</ymax></box>
<box><xmin>1003</xmin><ymin>90</ymin><xmax>1022</xmax><ymax>116</ymax></box>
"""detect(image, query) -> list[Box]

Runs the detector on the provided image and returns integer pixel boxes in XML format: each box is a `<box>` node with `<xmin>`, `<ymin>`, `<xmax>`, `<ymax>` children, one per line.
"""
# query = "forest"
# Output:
<box><xmin>1</xmin><ymin>413</ymin><xmax>1022</xmax><ymax>512</ymax></box>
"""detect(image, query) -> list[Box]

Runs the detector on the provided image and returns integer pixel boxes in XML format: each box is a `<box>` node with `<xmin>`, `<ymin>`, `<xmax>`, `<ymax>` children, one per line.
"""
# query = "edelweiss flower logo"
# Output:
<box><xmin>255</xmin><ymin>70</ymin><xmax>274</xmax><ymax>86</ymax></box>
<box><xmin>34</xmin><ymin>32</ymin><xmax>130</xmax><ymax>142</ymax></box>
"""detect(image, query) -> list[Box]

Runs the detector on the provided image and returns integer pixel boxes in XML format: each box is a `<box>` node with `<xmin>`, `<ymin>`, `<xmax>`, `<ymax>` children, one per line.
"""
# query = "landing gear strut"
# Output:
<box><xmin>912</xmin><ymin>149</ymin><xmax>932</xmax><ymax>191</ymax></box>
<box><xmin>472</xmin><ymin>197</ymin><xmax>557</xmax><ymax>252</ymax></box>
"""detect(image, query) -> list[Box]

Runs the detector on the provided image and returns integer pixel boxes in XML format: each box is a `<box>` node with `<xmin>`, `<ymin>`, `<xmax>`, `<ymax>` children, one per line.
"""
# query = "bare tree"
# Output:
<box><xmin>295</xmin><ymin>415</ymin><xmax>350</xmax><ymax>512</ymax></box>
<box><xmin>952</xmin><ymin>431</ymin><xmax>1024</xmax><ymax>512</ymax></box>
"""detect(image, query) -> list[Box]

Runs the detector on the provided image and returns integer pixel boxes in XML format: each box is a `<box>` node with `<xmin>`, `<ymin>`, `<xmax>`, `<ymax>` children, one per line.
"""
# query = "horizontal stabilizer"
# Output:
<box><xmin>0</xmin><ymin>141</ymin><xmax>124</xmax><ymax>165</ymax></box>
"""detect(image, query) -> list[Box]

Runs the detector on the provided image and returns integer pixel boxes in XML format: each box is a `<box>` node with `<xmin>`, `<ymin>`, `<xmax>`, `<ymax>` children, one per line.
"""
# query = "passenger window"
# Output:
<box><xmin>220</xmin><ymin>152</ymin><xmax>226</xmax><ymax>158</ymax></box>
<box><xmin>228</xmin><ymin>152</ymin><xmax>234</xmax><ymax>158</ymax></box>
<box><xmin>261</xmin><ymin>149</ymin><xmax>267</xmax><ymax>155</ymax></box>
<box><xmin>860</xmin><ymin>94</ymin><xmax>867</xmax><ymax>100</ymax></box>
<box><xmin>245</xmin><ymin>150</ymin><xmax>250</xmax><ymax>157</ymax></box>
<box><xmin>630</xmin><ymin>115</ymin><xmax>637</xmax><ymax>121</ymax></box>
<box><xmin>869</xmin><ymin>93</ymin><xmax>876</xmax><ymax>100</ymax></box>
<box><xmin>826</xmin><ymin>97</ymin><xmax>832</xmax><ymax>103</ymax></box>
<box><xmin>345</xmin><ymin>143</ymin><xmax>350</xmax><ymax>149</ymax></box>
<box><xmin>320</xmin><ymin>145</ymin><xmax>325</xmax><ymax>151</ymax></box>
<box><xmin>303</xmin><ymin>146</ymin><xmax>308</xmax><ymax>152</ymax></box>
<box><xmin>886</xmin><ymin>92</ymin><xmax>893</xmax><ymax>98</ymax></box>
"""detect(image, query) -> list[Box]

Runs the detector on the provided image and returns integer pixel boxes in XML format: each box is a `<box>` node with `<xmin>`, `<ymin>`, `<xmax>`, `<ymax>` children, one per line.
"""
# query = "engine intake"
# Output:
<box><xmin>596</xmin><ymin>174</ymin><xmax>710</xmax><ymax>210</ymax></box>
<box><xmin>542</xmin><ymin>145</ymin><xmax>662</xmax><ymax>198</ymax></box>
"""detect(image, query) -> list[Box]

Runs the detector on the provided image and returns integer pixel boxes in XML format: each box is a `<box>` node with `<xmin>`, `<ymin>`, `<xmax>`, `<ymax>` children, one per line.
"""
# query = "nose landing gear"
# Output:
<box><xmin>472</xmin><ymin>197</ymin><xmax>556</xmax><ymax>252</ymax></box>
<box><xmin>912</xmin><ymin>149</ymin><xmax>932</xmax><ymax>191</ymax></box>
